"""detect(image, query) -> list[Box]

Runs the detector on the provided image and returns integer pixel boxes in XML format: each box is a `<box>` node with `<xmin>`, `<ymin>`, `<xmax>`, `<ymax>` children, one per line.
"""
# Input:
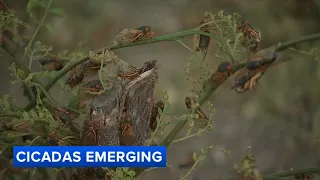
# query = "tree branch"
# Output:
<box><xmin>275</xmin><ymin>32</ymin><xmax>320</xmax><ymax>52</ymax></box>
<box><xmin>263</xmin><ymin>168</ymin><xmax>320</xmax><ymax>179</ymax></box>
<box><xmin>23</xmin><ymin>28</ymin><xmax>225</xmax><ymax>111</ymax></box>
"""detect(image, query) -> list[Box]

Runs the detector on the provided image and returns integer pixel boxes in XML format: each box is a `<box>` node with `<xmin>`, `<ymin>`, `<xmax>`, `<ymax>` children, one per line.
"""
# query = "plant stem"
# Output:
<box><xmin>0</xmin><ymin>47</ymin><xmax>36</xmax><ymax>102</ymax></box>
<box><xmin>23</xmin><ymin>28</ymin><xmax>226</xmax><ymax>111</ymax></box>
<box><xmin>263</xmin><ymin>168</ymin><xmax>320</xmax><ymax>179</ymax></box>
<box><xmin>22</xmin><ymin>0</ymin><xmax>53</xmax><ymax>66</ymax></box>
<box><xmin>275</xmin><ymin>32</ymin><xmax>320</xmax><ymax>52</ymax></box>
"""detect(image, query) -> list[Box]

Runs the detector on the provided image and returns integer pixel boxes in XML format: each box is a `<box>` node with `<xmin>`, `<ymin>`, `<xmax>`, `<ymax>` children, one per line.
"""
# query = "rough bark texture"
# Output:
<box><xmin>78</xmin><ymin>64</ymin><xmax>158</xmax><ymax>179</ymax></box>
<box><xmin>83</xmin><ymin>68</ymin><xmax>158</xmax><ymax>146</ymax></box>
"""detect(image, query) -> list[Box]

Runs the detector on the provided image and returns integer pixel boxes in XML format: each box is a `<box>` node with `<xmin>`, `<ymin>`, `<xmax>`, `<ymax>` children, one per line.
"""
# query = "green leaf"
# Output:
<box><xmin>49</xmin><ymin>8</ymin><xmax>65</xmax><ymax>17</ymax></box>
<box><xmin>116</xmin><ymin>168</ymin><xmax>124</xmax><ymax>178</ymax></box>
<box><xmin>68</xmin><ymin>95</ymin><xmax>80</xmax><ymax>109</ymax></box>
<box><xmin>126</xmin><ymin>170</ymin><xmax>136</xmax><ymax>177</ymax></box>
<box><xmin>22</xmin><ymin>111</ymin><xmax>30</xmax><ymax>119</ymax></box>
<box><xmin>24</xmin><ymin>73</ymin><xmax>34</xmax><ymax>83</ymax></box>
<box><xmin>26</xmin><ymin>0</ymin><xmax>39</xmax><ymax>21</ymax></box>
<box><xmin>124</xmin><ymin>177</ymin><xmax>132</xmax><ymax>180</ymax></box>
<box><xmin>122</xmin><ymin>167</ymin><xmax>129</xmax><ymax>172</ymax></box>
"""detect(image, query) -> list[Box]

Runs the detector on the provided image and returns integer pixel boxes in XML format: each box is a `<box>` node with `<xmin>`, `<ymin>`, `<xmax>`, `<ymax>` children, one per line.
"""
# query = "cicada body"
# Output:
<box><xmin>47</xmin><ymin>132</ymin><xmax>64</xmax><ymax>146</ymax></box>
<box><xmin>247</xmin><ymin>49</ymin><xmax>278</xmax><ymax>71</ymax></box>
<box><xmin>231</xmin><ymin>70</ymin><xmax>262</xmax><ymax>93</ymax></box>
<box><xmin>139</xmin><ymin>59</ymin><xmax>157</xmax><ymax>73</ymax></box>
<box><xmin>66</xmin><ymin>66</ymin><xmax>85</xmax><ymax>88</ymax></box>
<box><xmin>135</xmin><ymin>25</ymin><xmax>155</xmax><ymax>39</ymax></box>
<box><xmin>114</xmin><ymin>28</ymin><xmax>144</xmax><ymax>45</ymax></box>
<box><xmin>193</xmin><ymin>18</ymin><xmax>211</xmax><ymax>61</ymax></box>
<box><xmin>185</xmin><ymin>96</ymin><xmax>209</xmax><ymax>128</ymax></box>
<box><xmin>208</xmin><ymin>61</ymin><xmax>233</xmax><ymax>84</ymax></box>
<box><xmin>149</xmin><ymin>100</ymin><xmax>165</xmax><ymax>132</ymax></box>
<box><xmin>118</xmin><ymin>60</ymin><xmax>157</xmax><ymax>80</ymax></box>
<box><xmin>232</xmin><ymin>49</ymin><xmax>278</xmax><ymax>93</ymax></box>
<box><xmin>238</xmin><ymin>20</ymin><xmax>261</xmax><ymax>53</ymax></box>
<box><xmin>81</xmin><ymin>60</ymin><xmax>101</xmax><ymax>76</ymax></box>
<box><xmin>81</xmin><ymin>80</ymin><xmax>104</xmax><ymax>96</ymax></box>
<box><xmin>39</xmin><ymin>57</ymin><xmax>65</xmax><ymax>71</ymax></box>
<box><xmin>217</xmin><ymin>61</ymin><xmax>232</xmax><ymax>73</ymax></box>
<box><xmin>178</xmin><ymin>152</ymin><xmax>195</xmax><ymax>169</ymax></box>
<box><xmin>51</xmin><ymin>106</ymin><xmax>79</xmax><ymax>124</ymax></box>
<box><xmin>119</xmin><ymin>110</ymin><xmax>135</xmax><ymax>146</ymax></box>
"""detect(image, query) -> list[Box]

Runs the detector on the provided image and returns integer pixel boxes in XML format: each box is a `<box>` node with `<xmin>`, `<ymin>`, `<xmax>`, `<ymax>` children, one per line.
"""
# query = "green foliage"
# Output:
<box><xmin>233</xmin><ymin>147</ymin><xmax>263</xmax><ymax>180</ymax></box>
<box><xmin>107</xmin><ymin>168</ymin><xmax>136</xmax><ymax>180</ymax></box>
<box><xmin>179</xmin><ymin>145</ymin><xmax>229</xmax><ymax>180</ymax></box>
<box><xmin>184</xmin><ymin>11</ymin><xmax>246</xmax><ymax>97</ymax></box>
<box><xmin>27</xmin><ymin>0</ymin><xmax>64</xmax><ymax>21</ymax></box>
<box><xmin>147</xmin><ymin>91</ymin><xmax>171</xmax><ymax>145</ymax></box>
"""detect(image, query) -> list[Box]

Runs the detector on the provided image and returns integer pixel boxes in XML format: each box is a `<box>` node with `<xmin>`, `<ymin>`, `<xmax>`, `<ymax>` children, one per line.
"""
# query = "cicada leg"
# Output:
<box><xmin>247</xmin><ymin>72</ymin><xmax>263</xmax><ymax>90</ymax></box>
<box><xmin>127</xmin><ymin>32</ymin><xmax>144</xmax><ymax>43</ymax></box>
<box><xmin>86</xmin><ymin>126</ymin><xmax>98</xmax><ymax>144</ymax></box>
<box><xmin>121</xmin><ymin>123</ymin><xmax>133</xmax><ymax>136</ymax></box>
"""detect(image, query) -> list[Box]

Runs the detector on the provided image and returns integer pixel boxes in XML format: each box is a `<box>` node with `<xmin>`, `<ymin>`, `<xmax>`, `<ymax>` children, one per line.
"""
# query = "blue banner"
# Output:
<box><xmin>13</xmin><ymin>146</ymin><xmax>166</xmax><ymax>168</ymax></box>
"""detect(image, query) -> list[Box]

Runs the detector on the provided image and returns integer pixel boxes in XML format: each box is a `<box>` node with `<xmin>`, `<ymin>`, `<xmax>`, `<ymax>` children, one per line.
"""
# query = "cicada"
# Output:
<box><xmin>114</xmin><ymin>26</ymin><xmax>154</xmax><ymax>45</ymax></box>
<box><xmin>238</xmin><ymin>20</ymin><xmax>261</xmax><ymax>53</ymax></box>
<box><xmin>47</xmin><ymin>132</ymin><xmax>64</xmax><ymax>146</ymax></box>
<box><xmin>205</xmin><ymin>61</ymin><xmax>233</xmax><ymax>86</ymax></box>
<box><xmin>246</xmin><ymin>48</ymin><xmax>278</xmax><ymax>71</ymax></box>
<box><xmin>215</xmin><ymin>61</ymin><xmax>233</xmax><ymax>80</ymax></box>
<box><xmin>118</xmin><ymin>60</ymin><xmax>157</xmax><ymax>79</ymax></box>
<box><xmin>81</xmin><ymin>60</ymin><xmax>105</xmax><ymax>76</ymax></box>
<box><xmin>185</xmin><ymin>96</ymin><xmax>209</xmax><ymax>128</ymax></box>
<box><xmin>51</xmin><ymin>106</ymin><xmax>79</xmax><ymax>124</ymax></box>
<box><xmin>38</xmin><ymin>57</ymin><xmax>66</xmax><ymax>71</ymax></box>
<box><xmin>193</xmin><ymin>18</ymin><xmax>211</xmax><ymax>61</ymax></box>
<box><xmin>231</xmin><ymin>49</ymin><xmax>278</xmax><ymax>93</ymax></box>
<box><xmin>66</xmin><ymin>66</ymin><xmax>85</xmax><ymax>88</ymax></box>
<box><xmin>231</xmin><ymin>70</ymin><xmax>262</xmax><ymax>93</ymax></box>
<box><xmin>135</xmin><ymin>25</ymin><xmax>155</xmax><ymax>39</ymax></box>
<box><xmin>178</xmin><ymin>152</ymin><xmax>195</xmax><ymax>169</ymax></box>
<box><xmin>81</xmin><ymin>79</ymin><xmax>104</xmax><ymax>95</ymax></box>
<box><xmin>149</xmin><ymin>100</ymin><xmax>165</xmax><ymax>132</ymax></box>
<box><xmin>139</xmin><ymin>59</ymin><xmax>157</xmax><ymax>73</ymax></box>
<box><xmin>119</xmin><ymin>110</ymin><xmax>135</xmax><ymax>146</ymax></box>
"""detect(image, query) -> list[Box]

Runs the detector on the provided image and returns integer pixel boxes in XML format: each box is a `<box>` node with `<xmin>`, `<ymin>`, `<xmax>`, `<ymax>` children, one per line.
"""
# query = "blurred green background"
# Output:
<box><xmin>2</xmin><ymin>0</ymin><xmax>320</xmax><ymax>179</ymax></box>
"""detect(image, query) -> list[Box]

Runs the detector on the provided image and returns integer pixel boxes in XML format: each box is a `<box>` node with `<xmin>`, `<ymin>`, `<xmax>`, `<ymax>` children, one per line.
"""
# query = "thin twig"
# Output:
<box><xmin>23</xmin><ymin>0</ymin><xmax>53</xmax><ymax>69</ymax></box>
<box><xmin>263</xmin><ymin>168</ymin><xmax>320</xmax><ymax>179</ymax></box>
<box><xmin>0</xmin><ymin>47</ymin><xmax>36</xmax><ymax>101</ymax></box>
<box><xmin>176</xmin><ymin>40</ymin><xmax>194</xmax><ymax>52</ymax></box>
